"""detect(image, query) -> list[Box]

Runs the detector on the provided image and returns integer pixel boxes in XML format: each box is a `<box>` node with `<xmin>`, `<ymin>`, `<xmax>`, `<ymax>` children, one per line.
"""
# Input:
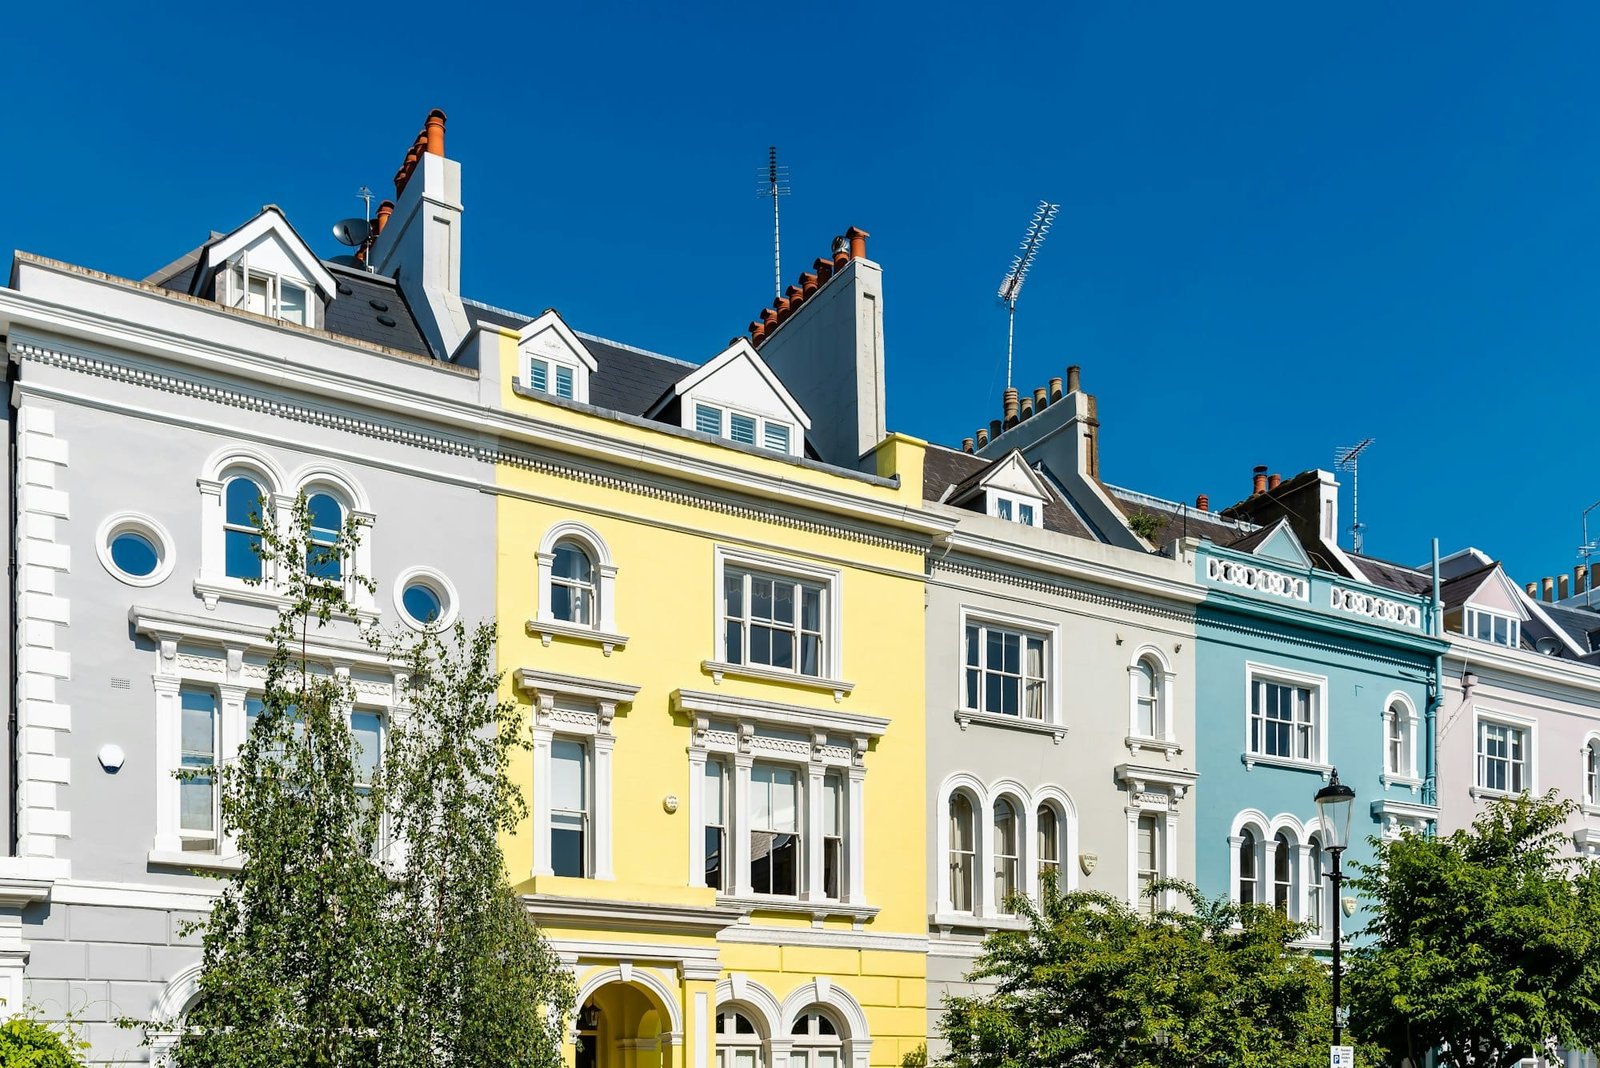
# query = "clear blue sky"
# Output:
<box><xmin>9</xmin><ymin>3</ymin><xmax>1600</xmax><ymax>587</ymax></box>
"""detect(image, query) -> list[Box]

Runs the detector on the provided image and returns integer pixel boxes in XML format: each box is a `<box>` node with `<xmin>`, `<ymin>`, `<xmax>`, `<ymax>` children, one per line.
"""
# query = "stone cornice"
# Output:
<box><xmin>931</xmin><ymin>555</ymin><xmax>1196</xmax><ymax>625</ymax></box>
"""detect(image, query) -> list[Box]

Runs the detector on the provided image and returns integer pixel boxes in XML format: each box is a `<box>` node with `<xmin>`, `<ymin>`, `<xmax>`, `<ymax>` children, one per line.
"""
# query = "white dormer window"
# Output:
<box><xmin>529</xmin><ymin>359</ymin><xmax>575</xmax><ymax>400</ymax></box>
<box><xmin>988</xmin><ymin>491</ymin><xmax>1042</xmax><ymax>527</ymax></box>
<box><xmin>1464</xmin><ymin>607</ymin><xmax>1519</xmax><ymax>649</ymax></box>
<box><xmin>694</xmin><ymin>403</ymin><xmax>793</xmax><ymax>454</ymax></box>
<box><xmin>226</xmin><ymin>262</ymin><xmax>311</xmax><ymax>326</ymax></box>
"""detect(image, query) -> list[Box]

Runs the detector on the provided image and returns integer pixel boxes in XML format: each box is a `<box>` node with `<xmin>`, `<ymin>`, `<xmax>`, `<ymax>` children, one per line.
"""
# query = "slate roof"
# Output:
<box><xmin>1349</xmin><ymin>553</ymin><xmax>1434</xmax><ymax>597</ymax></box>
<box><xmin>323</xmin><ymin>268</ymin><xmax>431</xmax><ymax>357</ymax></box>
<box><xmin>1439</xmin><ymin>560</ymin><xmax>1500</xmax><ymax>609</ymax></box>
<box><xmin>1101</xmin><ymin>484</ymin><xmax>1256</xmax><ymax>549</ymax></box>
<box><xmin>922</xmin><ymin>445</ymin><xmax>1095</xmax><ymax>540</ymax></box>
<box><xmin>461</xmin><ymin>300</ymin><xmax>697</xmax><ymax>416</ymax></box>
<box><xmin>1544</xmin><ymin>602</ymin><xmax>1600</xmax><ymax>655</ymax></box>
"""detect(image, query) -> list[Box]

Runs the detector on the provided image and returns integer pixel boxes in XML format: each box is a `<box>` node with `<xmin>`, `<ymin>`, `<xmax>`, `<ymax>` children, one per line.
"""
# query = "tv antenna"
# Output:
<box><xmin>1579</xmin><ymin>499</ymin><xmax>1600</xmax><ymax>608</ymax></box>
<box><xmin>756</xmin><ymin>147</ymin><xmax>791</xmax><ymax>299</ymax></box>
<box><xmin>997</xmin><ymin>200</ymin><xmax>1060</xmax><ymax>389</ymax></box>
<box><xmin>1334</xmin><ymin>438</ymin><xmax>1376</xmax><ymax>553</ymax></box>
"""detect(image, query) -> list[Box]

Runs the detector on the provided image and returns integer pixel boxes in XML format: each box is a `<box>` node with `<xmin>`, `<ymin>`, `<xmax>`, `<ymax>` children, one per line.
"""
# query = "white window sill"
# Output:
<box><xmin>1470</xmin><ymin>785</ymin><xmax>1531</xmax><ymax>801</ymax></box>
<box><xmin>717</xmin><ymin>894</ymin><xmax>879</xmax><ymax>928</ymax></box>
<box><xmin>1125</xmin><ymin>735</ymin><xmax>1183</xmax><ymax>759</ymax></box>
<box><xmin>193</xmin><ymin>578</ymin><xmax>378</xmax><ymax>623</ymax></box>
<box><xmin>1380</xmin><ymin>773</ymin><xmax>1424</xmax><ymax>791</ymax></box>
<box><xmin>954</xmin><ymin>709</ymin><xmax>1066</xmax><ymax>744</ymax></box>
<box><xmin>1242</xmin><ymin>754</ymin><xmax>1332</xmax><ymax>779</ymax></box>
<box><xmin>526</xmin><ymin>618</ymin><xmax>629</xmax><ymax>656</ymax></box>
<box><xmin>930</xmin><ymin>911</ymin><xmax>1029</xmax><ymax>932</ymax></box>
<box><xmin>702</xmin><ymin>660</ymin><xmax>855</xmax><ymax>702</ymax></box>
<box><xmin>148</xmin><ymin>849</ymin><xmax>243</xmax><ymax>873</ymax></box>
<box><xmin>1583</xmin><ymin>804</ymin><xmax>1600</xmax><ymax>818</ymax></box>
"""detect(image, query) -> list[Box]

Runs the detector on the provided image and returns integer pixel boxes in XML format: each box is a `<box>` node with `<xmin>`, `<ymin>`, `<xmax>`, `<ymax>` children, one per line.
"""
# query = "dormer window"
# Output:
<box><xmin>529</xmin><ymin>359</ymin><xmax>575</xmax><ymax>400</ymax></box>
<box><xmin>694</xmin><ymin>403</ymin><xmax>793</xmax><ymax>454</ymax></box>
<box><xmin>988</xmin><ymin>491</ymin><xmax>1042</xmax><ymax>527</ymax></box>
<box><xmin>517</xmin><ymin>310</ymin><xmax>597</xmax><ymax>406</ymax></box>
<box><xmin>227</xmin><ymin>263</ymin><xmax>311</xmax><ymax>326</ymax></box>
<box><xmin>1464</xmin><ymin>607</ymin><xmax>1519</xmax><ymax>648</ymax></box>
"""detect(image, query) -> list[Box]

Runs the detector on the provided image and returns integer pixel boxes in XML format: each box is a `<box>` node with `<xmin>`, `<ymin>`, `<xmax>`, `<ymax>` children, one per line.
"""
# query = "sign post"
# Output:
<box><xmin>1330</xmin><ymin>1044</ymin><xmax>1355</xmax><ymax>1068</ymax></box>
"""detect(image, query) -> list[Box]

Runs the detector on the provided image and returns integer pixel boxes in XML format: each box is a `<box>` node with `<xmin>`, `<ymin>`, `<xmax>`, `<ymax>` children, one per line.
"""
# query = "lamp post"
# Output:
<box><xmin>1315</xmin><ymin>768</ymin><xmax>1356</xmax><ymax>1048</ymax></box>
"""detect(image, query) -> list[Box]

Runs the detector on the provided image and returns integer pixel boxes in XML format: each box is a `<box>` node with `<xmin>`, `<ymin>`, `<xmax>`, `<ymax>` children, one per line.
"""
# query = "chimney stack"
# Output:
<box><xmin>1049</xmin><ymin>376</ymin><xmax>1064</xmax><ymax>401</ymax></box>
<box><xmin>1066</xmin><ymin>365</ymin><xmax>1081</xmax><ymax>393</ymax></box>
<box><xmin>1196</xmin><ymin>493</ymin><xmax>1209</xmax><ymax>512</ymax></box>
<box><xmin>1578</xmin><ymin>565</ymin><xmax>1589</xmax><ymax>595</ymax></box>
<box><xmin>1268</xmin><ymin>473</ymin><xmax>1282</xmax><ymax>490</ymax></box>
<box><xmin>1003</xmin><ymin>387</ymin><xmax>1020</xmax><ymax>428</ymax></box>
<box><xmin>1559</xmin><ymin>574</ymin><xmax>1571</xmax><ymax>600</ymax></box>
<box><xmin>1543</xmin><ymin>576</ymin><xmax>1555</xmax><ymax>602</ymax></box>
<box><xmin>1252</xmin><ymin>466</ymin><xmax>1268</xmax><ymax>495</ymax></box>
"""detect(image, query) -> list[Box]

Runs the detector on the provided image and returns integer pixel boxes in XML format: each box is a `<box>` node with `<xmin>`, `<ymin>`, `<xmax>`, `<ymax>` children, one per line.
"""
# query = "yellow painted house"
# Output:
<box><xmin>455</xmin><ymin>230</ymin><xmax>948</xmax><ymax>1068</ymax></box>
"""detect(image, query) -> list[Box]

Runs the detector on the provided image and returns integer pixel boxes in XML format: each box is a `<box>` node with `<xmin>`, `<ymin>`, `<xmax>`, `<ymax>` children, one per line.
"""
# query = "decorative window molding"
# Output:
<box><xmin>956</xmin><ymin>606</ymin><xmax>1062</xmax><ymax>737</ymax></box>
<box><xmin>1584</xmin><ymin>733</ymin><xmax>1600</xmax><ymax>815</ymax></box>
<box><xmin>1380</xmin><ymin>692</ymin><xmax>1422</xmax><ymax>789</ymax></box>
<box><xmin>1226</xmin><ymin>809</ymin><xmax>1333</xmax><ymax>942</ymax></box>
<box><xmin>516</xmin><ymin>669</ymin><xmax>640</xmax><ymax>882</ymax></box>
<box><xmin>393</xmin><ymin>566</ymin><xmax>459</xmax><ymax>631</ymax></box>
<box><xmin>676</xmin><ymin>688</ymin><xmax>882</xmax><ymax>920</ymax></box>
<box><xmin>532</xmin><ymin>522</ymin><xmax>625</xmax><ymax>653</ymax></box>
<box><xmin>1370</xmin><ymin>798</ymin><xmax>1435</xmax><ymax>841</ymax></box>
<box><xmin>1463</xmin><ymin>606</ymin><xmax>1521</xmax><ymax>649</ymax></box>
<box><xmin>1242</xmin><ymin>662</ymin><xmax>1329</xmax><ymax>772</ymax></box>
<box><xmin>986</xmin><ymin>490</ymin><xmax>1043</xmax><ymax>527</ymax></box>
<box><xmin>97</xmin><ymin>511</ymin><xmax>176</xmax><ymax>588</ymax></box>
<box><xmin>1472</xmin><ymin>708</ymin><xmax>1536</xmax><ymax>799</ymax></box>
<box><xmin>711</xmin><ymin>547</ymin><xmax>846</xmax><ymax>692</ymax></box>
<box><xmin>1126</xmin><ymin>645</ymin><xmax>1178</xmax><ymax>757</ymax></box>
<box><xmin>932</xmin><ymin>773</ymin><xmax>1079</xmax><ymax>926</ymax></box>
<box><xmin>518</xmin><ymin>310</ymin><xmax>596</xmax><ymax>404</ymax></box>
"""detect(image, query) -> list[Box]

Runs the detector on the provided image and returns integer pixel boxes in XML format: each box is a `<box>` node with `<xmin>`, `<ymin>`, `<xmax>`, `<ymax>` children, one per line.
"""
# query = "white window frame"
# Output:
<box><xmin>223</xmin><ymin>254</ymin><xmax>313</xmax><ymax>325</ymax></box>
<box><xmin>1227</xmin><ymin>812</ymin><xmax>1329</xmax><ymax>942</ymax></box>
<box><xmin>1464</xmin><ymin>606</ymin><xmax>1520</xmax><ymax>649</ymax></box>
<box><xmin>954</xmin><ymin>607</ymin><xmax>1064</xmax><ymax>740</ymax></box>
<box><xmin>532</xmin><ymin>522</ymin><xmax>626</xmax><ymax>653</ymax></box>
<box><xmin>1133</xmin><ymin>811</ymin><xmax>1164</xmax><ymax>915</ymax></box>
<box><xmin>96</xmin><ymin>511</ymin><xmax>177</xmax><ymax>589</ymax></box>
<box><xmin>1472</xmin><ymin>709</ymin><xmax>1536</xmax><ymax>799</ymax></box>
<box><xmin>986</xmin><ymin>490</ymin><xmax>1043</xmax><ymax>528</ymax></box>
<box><xmin>688</xmin><ymin>395</ymin><xmax>798</xmax><ymax>457</ymax></box>
<box><xmin>1242</xmin><ymin>663</ymin><xmax>1330</xmax><ymax>773</ymax></box>
<box><xmin>933</xmin><ymin>774</ymin><xmax>1079</xmax><ymax>924</ymax></box>
<box><xmin>708</xmin><ymin>548</ymin><xmax>848</xmax><ymax>696</ymax></box>
<box><xmin>1381</xmin><ymin>692</ymin><xmax>1421</xmax><ymax>787</ymax></box>
<box><xmin>517</xmin><ymin>670</ymin><xmax>640</xmax><ymax>882</ymax></box>
<box><xmin>1584</xmin><ymin>734</ymin><xmax>1600</xmax><ymax>815</ymax></box>
<box><xmin>677</xmin><ymin>689</ymin><xmax>885</xmax><ymax>921</ymax></box>
<box><xmin>1126</xmin><ymin>646</ymin><xmax>1178</xmax><ymax>755</ymax></box>
<box><xmin>527</xmin><ymin>356</ymin><xmax>578</xmax><ymax>401</ymax></box>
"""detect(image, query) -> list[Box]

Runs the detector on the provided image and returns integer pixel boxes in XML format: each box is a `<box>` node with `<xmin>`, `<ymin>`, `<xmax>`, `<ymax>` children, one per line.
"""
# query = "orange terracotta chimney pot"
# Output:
<box><xmin>425</xmin><ymin>109</ymin><xmax>447</xmax><ymax>156</ymax></box>
<box><xmin>800</xmin><ymin>272</ymin><xmax>818</xmax><ymax>297</ymax></box>
<box><xmin>760</xmin><ymin>308</ymin><xmax>778</xmax><ymax>327</ymax></box>
<box><xmin>749</xmin><ymin>321</ymin><xmax>766</xmax><ymax>341</ymax></box>
<box><xmin>845</xmin><ymin>226</ymin><xmax>869</xmax><ymax>260</ymax></box>
<box><xmin>832</xmin><ymin>237</ymin><xmax>849</xmax><ymax>270</ymax></box>
<box><xmin>1252</xmin><ymin>466</ymin><xmax>1268</xmax><ymax>495</ymax></box>
<box><xmin>375</xmin><ymin>200</ymin><xmax>395</xmax><ymax>235</ymax></box>
<box><xmin>1268</xmin><ymin>473</ymin><xmax>1282</xmax><ymax>490</ymax></box>
<box><xmin>813</xmin><ymin>257</ymin><xmax>833</xmax><ymax>284</ymax></box>
<box><xmin>1196</xmin><ymin>494</ymin><xmax>1210</xmax><ymax>512</ymax></box>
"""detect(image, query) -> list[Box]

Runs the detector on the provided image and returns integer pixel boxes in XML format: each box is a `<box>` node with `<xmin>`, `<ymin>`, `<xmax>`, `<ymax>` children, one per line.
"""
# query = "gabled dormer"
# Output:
<box><xmin>947</xmin><ymin>450</ymin><xmax>1050</xmax><ymax>527</ymax></box>
<box><xmin>1232</xmin><ymin>517</ymin><xmax>1312</xmax><ymax>568</ymax></box>
<box><xmin>646</xmin><ymin>338</ymin><xmax>811</xmax><ymax>457</ymax></box>
<box><xmin>1439</xmin><ymin>553</ymin><xmax>1527</xmax><ymax>650</ymax></box>
<box><xmin>518</xmin><ymin>310</ymin><xmax>598</xmax><ymax>404</ymax></box>
<box><xmin>188</xmin><ymin>206</ymin><xmax>336</xmax><ymax>329</ymax></box>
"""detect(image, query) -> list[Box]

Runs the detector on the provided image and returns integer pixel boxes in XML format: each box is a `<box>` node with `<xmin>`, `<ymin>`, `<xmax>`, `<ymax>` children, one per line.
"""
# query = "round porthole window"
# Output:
<box><xmin>96</xmin><ymin>513</ymin><xmax>176</xmax><ymax>587</ymax></box>
<box><xmin>393</xmin><ymin>568</ymin><xmax>457</xmax><ymax>631</ymax></box>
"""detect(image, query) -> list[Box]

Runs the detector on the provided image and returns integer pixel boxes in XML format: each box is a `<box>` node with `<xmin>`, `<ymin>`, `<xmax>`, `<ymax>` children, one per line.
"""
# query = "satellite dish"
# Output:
<box><xmin>1535</xmin><ymin>635</ymin><xmax>1562</xmax><ymax>656</ymax></box>
<box><xmin>332</xmin><ymin>218</ymin><xmax>370</xmax><ymax>247</ymax></box>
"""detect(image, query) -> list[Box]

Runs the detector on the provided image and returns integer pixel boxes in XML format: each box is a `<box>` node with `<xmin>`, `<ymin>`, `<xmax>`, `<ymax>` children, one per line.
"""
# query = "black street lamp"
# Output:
<box><xmin>1315</xmin><ymin>768</ymin><xmax>1356</xmax><ymax>1048</ymax></box>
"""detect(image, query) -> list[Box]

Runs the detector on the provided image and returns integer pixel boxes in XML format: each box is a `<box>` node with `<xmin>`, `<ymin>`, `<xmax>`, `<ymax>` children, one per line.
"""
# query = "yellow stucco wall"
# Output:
<box><xmin>491</xmin><ymin>332</ymin><xmax>930</xmax><ymax>1066</ymax></box>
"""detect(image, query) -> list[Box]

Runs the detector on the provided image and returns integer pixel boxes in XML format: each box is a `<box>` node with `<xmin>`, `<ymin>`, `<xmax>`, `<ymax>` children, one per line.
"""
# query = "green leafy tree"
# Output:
<box><xmin>0</xmin><ymin>1013</ymin><xmax>87</xmax><ymax>1067</ymax></box>
<box><xmin>380</xmin><ymin>619</ymin><xmax>573</xmax><ymax>1067</ymax></box>
<box><xmin>1348</xmin><ymin>791</ymin><xmax>1600</xmax><ymax>1068</ymax></box>
<box><xmin>936</xmin><ymin>883</ymin><xmax>1335</xmax><ymax>1068</ymax></box>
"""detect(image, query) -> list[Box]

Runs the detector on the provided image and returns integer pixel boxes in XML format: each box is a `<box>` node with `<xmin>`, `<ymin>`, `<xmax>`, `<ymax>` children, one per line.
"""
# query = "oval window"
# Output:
<box><xmin>401</xmin><ymin>581</ymin><xmax>443</xmax><ymax>625</ymax></box>
<box><xmin>110</xmin><ymin>530</ymin><xmax>159</xmax><ymax>577</ymax></box>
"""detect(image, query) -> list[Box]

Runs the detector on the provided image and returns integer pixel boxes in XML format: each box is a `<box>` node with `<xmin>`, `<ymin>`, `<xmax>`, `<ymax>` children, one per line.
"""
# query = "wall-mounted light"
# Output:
<box><xmin>98</xmin><ymin>744</ymin><xmax>125</xmax><ymax>772</ymax></box>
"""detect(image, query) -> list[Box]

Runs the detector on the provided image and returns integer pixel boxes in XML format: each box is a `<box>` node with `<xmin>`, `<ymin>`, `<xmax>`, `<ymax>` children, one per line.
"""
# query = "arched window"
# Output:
<box><xmin>224</xmin><ymin>476</ymin><xmax>264</xmax><ymax>580</ymax></box>
<box><xmin>949</xmin><ymin>793</ymin><xmax>975</xmax><ymax>912</ymax></box>
<box><xmin>993</xmin><ymin>798</ymin><xmax>1019</xmax><ymax>912</ymax></box>
<box><xmin>1386</xmin><ymin>698</ymin><xmax>1416</xmax><ymax>780</ymax></box>
<box><xmin>1134</xmin><ymin>658</ymin><xmax>1161</xmax><ymax>737</ymax></box>
<box><xmin>716</xmin><ymin>1010</ymin><xmax>763</xmax><ymax>1068</ymax></box>
<box><xmin>1586</xmin><ymin>741</ymin><xmax>1600</xmax><ymax>807</ymax></box>
<box><xmin>1037</xmin><ymin>804</ymin><xmax>1061</xmax><ymax>897</ymax></box>
<box><xmin>551</xmin><ymin>540</ymin><xmax>596</xmax><ymax>625</ymax></box>
<box><xmin>1307</xmin><ymin>834</ymin><xmax>1326</xmax><ymax>937</ymax></box>
<box><xmin>1272</xmin><ymin>832</ymin><xmax>1292</xmax><ymax>912</ymax></box>
<box><xmin>1238</xmin><ymin>829</ymin><xmax>1258</xmax><ymax>904</ymax></box>
<box><xmin>789</xmin><ymin>1010</ymin><xmax>841</xmax><ymax>1068</ymax></box>
<box><xmin>306</xmin><ymin>492</ymin><xmax>343</xmax><ymax>580</ymax></box>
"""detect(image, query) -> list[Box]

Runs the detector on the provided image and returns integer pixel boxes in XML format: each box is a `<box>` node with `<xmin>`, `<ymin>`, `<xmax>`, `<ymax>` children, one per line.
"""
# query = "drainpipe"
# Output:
<box><xmin>6</xmin><ymin>345</ymin><xmax>16</xmax><ymax>854</ymax></box>
<box><xmin>1424</xmin><ymin>538</ymin><xmax>1442</xmax><ymax>822</ymax></box>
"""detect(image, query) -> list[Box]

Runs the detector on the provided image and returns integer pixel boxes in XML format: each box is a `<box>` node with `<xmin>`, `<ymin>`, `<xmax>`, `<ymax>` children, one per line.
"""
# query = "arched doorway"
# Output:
<box><xmin>573</xmin><ymin>975</ymin><xmax>680</xmax><ymax>1068</ymax></box>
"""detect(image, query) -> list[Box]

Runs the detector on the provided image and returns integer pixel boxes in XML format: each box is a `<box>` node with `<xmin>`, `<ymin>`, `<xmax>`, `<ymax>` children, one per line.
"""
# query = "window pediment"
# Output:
<box><xmin>673</xmin><ymin>689</ymin><xmax>887</xmax><ymax>744</ymax></box>
<box><xmin>648</xmin><ymin>340</ymin><xmax>810</xmax><ymax>456</ymax></box>
<box><xmin>518</xmin><ymin>311</ymin><xmax>597</xmax><ymax>404</ymax></box>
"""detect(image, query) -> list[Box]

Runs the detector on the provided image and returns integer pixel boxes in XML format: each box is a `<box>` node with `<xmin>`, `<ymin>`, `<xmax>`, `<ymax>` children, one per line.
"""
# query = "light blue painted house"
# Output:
<box><xmin>1188</xmin><ymin>486</ymin><xmax>1447</xmax><ymax>941</ymax></box>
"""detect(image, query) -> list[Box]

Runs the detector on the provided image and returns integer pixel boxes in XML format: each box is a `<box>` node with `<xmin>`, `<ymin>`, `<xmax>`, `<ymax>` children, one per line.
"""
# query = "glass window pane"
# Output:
<box><xmin>695</xmin><ymin>404</ymin><xmax>723</xmax><ymax>436</ymax></box>
<box><xmin>279</xmin><ymin>283</ymin><xmax>307</xmax><ymax>323</ymax></box>
<box><xmin>552</xmin><ymin>741</ymin><xmax>587</xmax><ymax>812</ymax></box>
<box><xmin>774</xmin><ymin>582</ymin><xmax>795</xmax><ymax>624</ymax></box>
<box><xmin>1018</xmin><ymin>503</ymin><xmax>1035</xmax><ymax>525</ymax></box>
<box><xmin>770</xmin><ymin>766</ymin><xmax>798</xmax><ymax>832</ymax></box>
<box><xmin>181</xmin><ymin>691</ymin><xmax>215</xmax><ymax>763</ymax></box>
<box><xmin>226</xmin><ymin>477</ymin><xmax>263</xmax><ymax>526</ymax></box>
<box><xmin>704</xmin><ymin>761</ymin><xmax>724</xmax><ymax>823</ymax></box>
<box><xmin>752</xmin><ymin>577</ymin><xmax>774</xmax><ymax>621</ymax></box>
<box><xmin>110</xmin><ymin>531</ymin><xmax>159</xmax><ymax>577</ymax></box>
<box><xmin>225</xmin><ymin>529</ymin><xmax>262</xmax><ymax>580</ymax></box>
<box><xmin>729</xmin><ymin>413</ymin><xmax>757</xmax><ymax>445</ymax></box>
<box><xmin>529</xmin><ymin>360</ymin><xmax>548</xmax><ymax>392</ymax></box>
<box><xmin>402</xmin><ymin>583</ymin><xmax>442</xmax><ymax>623</ymax></box>
<box><xmin>351</xmin><ymin>712</ymin><xmax>382</xmax><ymax>783</ymax></box>
<box><xmin>553</xmin><ymin>542</ymin><xmax>592</xmax><ymax>581</ymax></box>
<box><xmin>555</xmin><ymin>365</ymin><xmax>575</xmax><ymax>400</ymax></box>
<box><xmin>800</xmin><ymin>634</ymin><xmax>821</xmax><ymax>677</ymax></box>
<box><xmin>724</xmin><ymin>572</ymin><xmax>744</xmax><ymax>618</ymax></box>
<box><xmin>764</xmin><ymin>422</ymin><xmax>791</xmax><ymax>452</ymax></box>
<box><xmin>823</xmin><ymin>774</ymin><xmax>843</xmax><ymax>835</ymax></box>
<box><xmin>996</xmin><ymin>498</ymin><xmax>1012</xmax><ymax>520</ymax></box>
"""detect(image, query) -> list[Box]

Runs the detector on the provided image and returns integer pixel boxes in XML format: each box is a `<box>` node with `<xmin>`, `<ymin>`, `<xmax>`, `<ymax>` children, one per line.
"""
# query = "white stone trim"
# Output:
<box><xmin>14</xmin><ymin>403</ymin><xmax>73</xmax><ymax>864</ymax></box>
<box><xmin>934</xmin><ymin>774</ymin><xmax>1080</xmax><ymax>922</ymax></box>
<box><xmin>95</xmin><ymin>510</ymin><xmax>176</xmax><ymax>587</ymax></box>
<box><xmin>715</xmin><ymin>975</ymin><xmax>784</xmax><ymax>1038</ymax></box>
<box><xmin>392</xmin><ymin>565</ymin><xmax>460</xmax><ymax>631</ymax></box>
<box><xmin>573</xmin><ymin>963</ymin><xmax>684</xmax><ymax>1034</ymax></box>
<box><xmin>713</xmin><ymin>546</ymin><xmax>846</xmax><ymax>685</ymax></box>
<box><xmin>1242</xmin><ymin>661</ymin><xmax>1330</xmax><ymax>771</ymax></box>
<box><xmin>777</xmin><ymin>979</ymin><xmax>872</xmax><ymax>1068</ymax></box>
<box><xmin>1380</xmin><ymin>691</ymin><xmax>1422</xmax><ymax>788</ymax></box>
<box><xmin>534</xmin><ymin>521</ymin><xmax>623</xmax><ymax>642</ymax></box>
<box><xmin>1125</xmin><ymin>644</ymin><xmax>1179</xmax><ymax>756</ymax></box>
<box><xmin>955</xmin><ymin>604</ymin><xmax>1063</xmax><ymax>731</ymax></box>
<box><xmin>1470</xmin><ymin>706</ymin><xmax>1539</xmax><ymax>799</ymax></box>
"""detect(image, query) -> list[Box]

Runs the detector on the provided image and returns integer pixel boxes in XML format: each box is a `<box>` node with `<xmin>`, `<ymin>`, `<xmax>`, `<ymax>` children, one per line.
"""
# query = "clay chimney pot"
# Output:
<box><xmin>1543</xmin><ymin>577</ymin><xmax>1555</xmax><ymax>602</ymax></box>
<box><xmin>1560</xmin><ymin>575</ymin><xmax>1571</xmax><ymax>599</ymax></box>
<box><xmin>374</xmin><ymin>200</ymin><xmax>394</xmax><ymax>235</ymax></box>
<box><xmin>800</xmin><ymin>272</ymin><xmax>818</xmax><ymax>296</ymax></box>
<box><xmin>976</xmin><ymin>428</ymin><xmax>990</xmax><ymax>447</ymax></box>
<box><xmin>425</xmin><ymin>109</ymin><xmax>447</xmax><ymax>156</ymax></box>
<box><xmin>813</xmin><ymin>257</ymin><xmax>833</xmax><ymax>284</ymax></box>
<box><xmin>1049</xmin><ymin>376</ymin><xmax>1064</xmax><ymax>401</ymax></box>
<box><xmin>1033</xmin><ymin>387</ymin><xmax>1048</xmax><ymax>411</ymax></box>
<box><xmin>845</xmin><ymin>226</ymin><xmax>869</xmax><ymax>260</ymax></box>
<box><xmin>1527</xmin><ymin>582</ymin><xmax>1540</xmax><ymax>597</ymax></box>
<box><xmin>1252</xmin><ymin>466</ymin><xmax>1268</xmax><ymax>495</ymax></box>
<box><xmin>1066</xmin><ymin>365</ymin><xmax>1081</xmax><ymax>393</ymax></box>
<box><xmin>1003</xmin><ymin>387</ymin><xmax>1020</xmax><ymax>428</ymax></box>
<box><xmin>1020</xmin><ymin>395</ymin><xmax>1035</xmax><ymax>420</ymax></box>
<box><xmin>1196</xmin><ymin>493</ymin><xmax>1210</xmax><ymax>512</ymax></box>
<box><xmin>1578</xmin><ymin>564</ymin><xmax>1590</xmax><ymax>595</ymax></box>
<box><xmin>1268</xmin><ymin>473</ymin><xmax>1282</xmax><ymax>490</ymax></box>
<box><xmin>749</xmin><ymin>321</ymin><xmax>766</xmax><ymax>340</ymax></box>
<box><xmin>962</xmin><ymin>437</ymin><xmax>975</xmax><ymax>454</ymax></box>
<box><xmin>832</xmin><ymin>236</ymin><xmax>849</xmax><ymax>269</ymax></box>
